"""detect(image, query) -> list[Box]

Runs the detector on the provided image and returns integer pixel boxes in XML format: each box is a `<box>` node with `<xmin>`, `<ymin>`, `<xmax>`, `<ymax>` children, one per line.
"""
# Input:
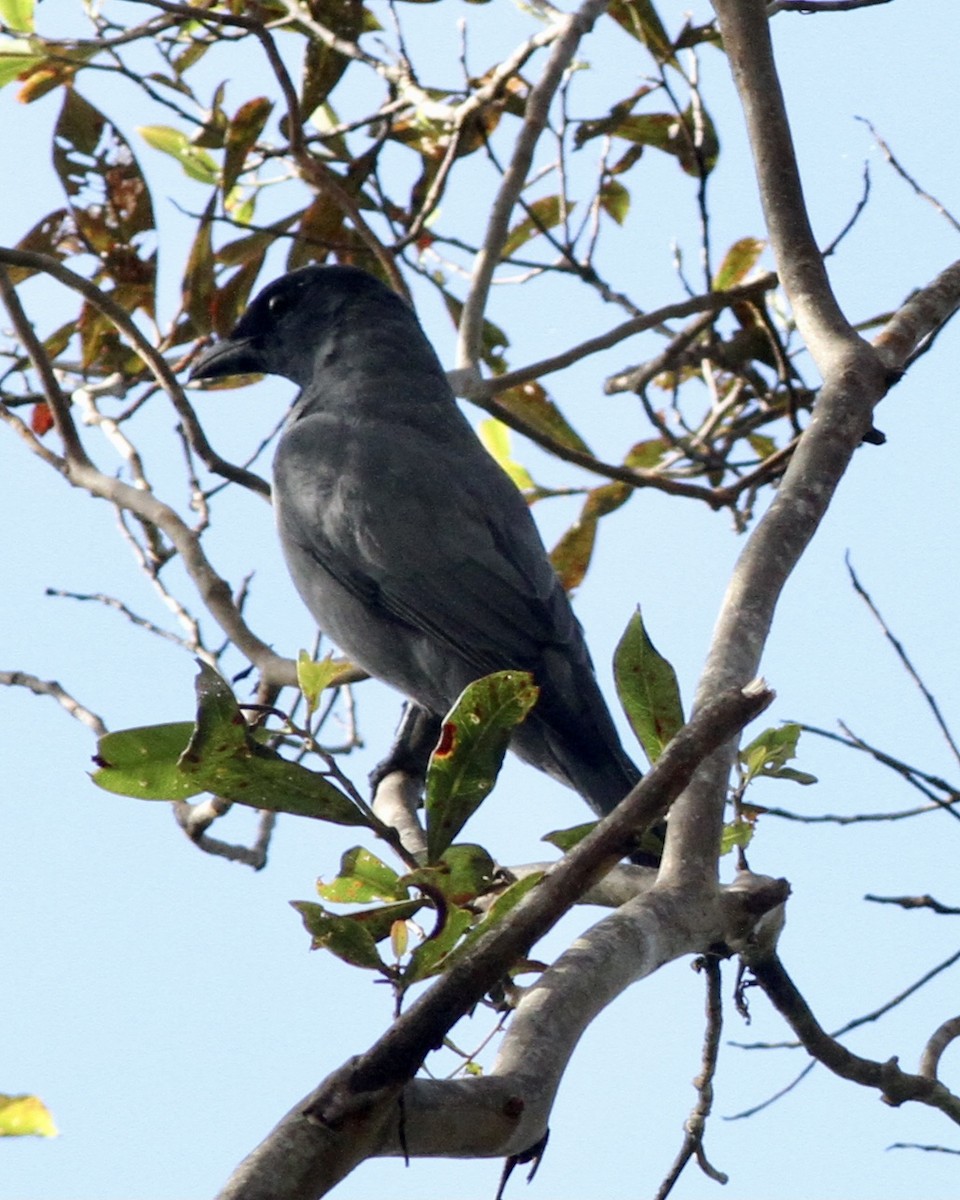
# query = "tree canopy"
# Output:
<box><xmin>3</xmin><ymin>2</ymin><xmax>960</xmax><ymax>1197</ymax></box>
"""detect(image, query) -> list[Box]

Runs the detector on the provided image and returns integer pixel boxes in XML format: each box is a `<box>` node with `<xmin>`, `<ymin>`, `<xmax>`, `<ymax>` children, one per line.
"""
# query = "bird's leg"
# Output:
<box><xmin>369</xmin><ymin>701</ymin><xmax>441</xmax><ymax>790</ymax></box>
<box><xmin>369</xmin><ymin>702</ymin><xmax>440</xmax><ymax>861</ymax></box>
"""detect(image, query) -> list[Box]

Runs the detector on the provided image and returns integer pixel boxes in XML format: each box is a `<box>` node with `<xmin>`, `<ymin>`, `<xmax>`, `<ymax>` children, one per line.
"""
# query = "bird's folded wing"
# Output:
<box><xmin>275</xmin><ymin>414</ymin><xmax>582</xmax><ymax>679</ymax></box>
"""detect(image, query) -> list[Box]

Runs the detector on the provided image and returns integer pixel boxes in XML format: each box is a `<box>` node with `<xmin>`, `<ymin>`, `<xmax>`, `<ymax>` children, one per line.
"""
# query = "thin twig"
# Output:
<box><xmin>655</xmin><ymin>957</ymin><xmax>728</xmax><ymax>1198</ymax></box>
<box><xmin>865</xmin><ymin>894</ymin><xmax>960</xmax><ymax>916</ymax></box>
<box><xmin>0</xmin><ymin>670</ymin><xmax>107</xmax><ymax>737</ymax></box>
<box><xmin>846</xmin><ymin>554</ymin><xmax>960</xmax><ymax>769</ymax></box>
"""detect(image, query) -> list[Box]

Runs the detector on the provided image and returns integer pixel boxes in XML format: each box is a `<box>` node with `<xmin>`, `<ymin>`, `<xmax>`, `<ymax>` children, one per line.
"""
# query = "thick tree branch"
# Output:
<box><xmin>873</xmin><ymin>258</ymin><xmax>960</xmax><ymax>372</ymax></box>
<box><xmin>217</xmin><ymin>683</ymin><xmax>774</xmax><ymax>1199</ymax></box>
<box><xmin>662</xmin><ymin>1</ymin><xmax>889</xmax><ymax>888</ymax></box>
<box><xmin>457</xmin><ymin>0</ymin><xmax>610</xmax><ymax>372</ymax></box>
<box><xmin>712</xmin><ymin>1</ymin><xmax>859</xmax><ymax>361</ymax></box>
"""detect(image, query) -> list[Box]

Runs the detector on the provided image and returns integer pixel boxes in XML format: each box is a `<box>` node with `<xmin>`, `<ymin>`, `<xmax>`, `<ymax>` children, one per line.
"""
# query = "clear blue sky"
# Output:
<box><xmin>3</xmin><ymin>3</ymin><xmax>960</xmax><ymax>1197</ymax></box>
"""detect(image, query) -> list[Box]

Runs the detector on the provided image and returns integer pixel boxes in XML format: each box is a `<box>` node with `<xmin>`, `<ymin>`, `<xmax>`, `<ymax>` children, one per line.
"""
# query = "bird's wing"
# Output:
<box><xmin>274</xmin><ymin>410</ymin><xmax>581</xmax><ymax>679</ymax></box>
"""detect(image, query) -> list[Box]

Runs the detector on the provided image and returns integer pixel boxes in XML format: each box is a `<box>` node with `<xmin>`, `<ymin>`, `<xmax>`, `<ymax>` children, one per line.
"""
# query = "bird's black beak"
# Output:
<box><xmin>190</xmin><ymin>336</ymin><xmax>263</xmax><ymax>383</ymax></box>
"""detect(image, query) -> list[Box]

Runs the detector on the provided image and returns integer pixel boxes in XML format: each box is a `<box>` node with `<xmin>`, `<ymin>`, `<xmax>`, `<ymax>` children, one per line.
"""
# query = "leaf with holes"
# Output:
<box><xmin>425</xmin><ymin>672</ymin><xmax>539</xmax><ymax>862</ymax></box>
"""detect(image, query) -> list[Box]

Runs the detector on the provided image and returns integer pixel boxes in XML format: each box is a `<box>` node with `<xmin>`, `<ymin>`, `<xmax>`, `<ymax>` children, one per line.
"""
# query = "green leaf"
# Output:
<box><xmin>8</xmin><ymin>209</ymin><xmax>75</xmax><ymax>284</ymax></box>
<box><xmin>92</xmin><ymin>722</ymin><xmax>200</xmax><ymax>800</ymax></box>
<box><xmin>613</xmin><ymin>607</ymin><xmax>684</xmax><ymax>765</ymax></box>
<box><xmin>403</xmin><ymin>905</ymin><xmax>474</xmax><ymax>982</ymax></box>
<box><xmin>720</xmin><ymin>819</ymin><xmax>755</xmax><ymax>856</ymax></box>
<box><xmin>740</xmin><ymin>722</ymin><xmax>816</xmax><ymax>786</ymax></box>
<box><xmin>747</xmin><ymin>433</ymin><xmax>777</xmax><ymax>460</ymax></box>
<box><xmin>317</xmin><ymin>846</ymin><xmax>405</xmax><ymax>903</ymax></box>
<box><xmin>402</xmin><ymin>843</ymin><xmax>498</xmax><ymax>906</ymax></box>
<box><xmin>542</xmin><ymin>820</ymin><xmax>597</xmax><ymax>853</ymax></box>
<box><xmin>297</xmin><ymin>650</ymin><xmax>345</xmax><ymax>715</ymax></box>
<box><xmin>137</xmin><ymin>124</ymin><xmax>219</xmax><ymax>184</ymax></box>
<box><xmin>772</xmin><ymin>767</ymin><xmax>818</xmax><ymax>786</ymax></box>
<box><xmin>0</xmin><ymin>44</ymin><xmax>44</xmax><ymax>89</ymax></box>
<box><xmin>713</xmin><ymin>237</ymin><xmax>766</xmax><ymax>291</ymax></box>
<box><xmin>425</xmin><ymin>671</ymin><xmax>539</xmax><ymax>861</ymax></box>
<box><xmin>181</xmin><ymin>195</ymin><xmax>216</xmax><ymax>334</ymax></box>
<box><xmin>495</xmin><ymin>381</ymin><xmax>592</xmax><ymax>456</ymax></box>
<box><xmin>222</xmin><ymin>96</ymin><xmax>273</xmax><ymax>196</ymax></box>
<box><xmin>0</xmin><ymin>1094</ymin><xmax>57</xmax><ymax>1138</ymax></box>
<box><xmin>501</xmin><ymin>195</ymin><xmax>572</xmax><ymax>259</ymax></box>
<box><xmin>550</xmin><ymin>482</ymin><xmax>631</xmax><ymax>592</ymax></box>
<box><xmin>94</xmin><ymin>666</ymin><xmax>366</xmax><ymax>826</ymax></box>
<box><xmin>438</xmin><ymin>872</ymin><xmax>545</xmax><ymax>972</ymax></box>
<box><xmin>299</xmin><ymin>0</ymin><xmax>365</xmax><ymax>114</ymax></box>
<box><xmin>599</xmin><ymin>178</ymin><xmax>630</xmax><ymax>225</ymax></box>
<box><xmin>0</xmin><ymin>0</ymin><xmax>34</xmax><ymax>32</ymax></box>
<box><xmin>607</xmin><ymin>0</ymin><xmax>676</xmax><ymax>64</ymax></box>
<box><xmin>579</xmin><ymin>108</ymin><xmax>719</xmax><ymax>177</ymax></box>
<box><xmin>477</xmin><ymin>418</ymin><xmax>535</xmax><ymax>491</ymax></box>
<box><xmin>624</xmin><ymin>438</ymin><xmax>669</xmax><ymax>469</ymax></box>
<box><xmin>289</xmin><ymin>902</ymin><xmax>388</xmax><ymax>970</ymax></box>
<box><xmin>177</xmin><ymin>664</ymin><xmax>367</xmax><ymax>824</ymax></box>
<box><xmin>53</xmin><ymin>90</ymin><xmax>157</xmax><ymax>319</ymax></box>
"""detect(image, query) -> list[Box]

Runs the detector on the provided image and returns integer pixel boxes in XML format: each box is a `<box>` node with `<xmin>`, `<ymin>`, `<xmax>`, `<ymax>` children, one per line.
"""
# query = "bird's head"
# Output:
<box><xmin>189</xmin><ymin>265</ymin><xmax>410</xmax><ymax>389</ymax></box>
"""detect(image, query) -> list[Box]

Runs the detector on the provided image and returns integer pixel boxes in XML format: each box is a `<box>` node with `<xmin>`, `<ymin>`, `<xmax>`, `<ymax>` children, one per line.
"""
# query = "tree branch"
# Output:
<box><xmin>0</xmin><ymin>670</ymin><xmax>107</xmax><ymax>737</ymax></box>
<box><xmin>0</xmin><ymin>248</ymin><xmax>271</xmax><ymax>497</ymax></box>
<box><xmin>747</xmin><ymin>953</ymin><xmax>960</xmax><ymax>1123</ymax></box>
<box><xmin>662</xmin><ymin>0</ymin><xmax>889</xmax><ymax>888</ymax></box>
<box><xmin>216</xmin><ymin>682</ymin><xmax>774</xmax><ymax>1198</ymax></box>
<box><xmin>457</xmin><ymin>0</ymin><xmax>610</xmax><ymax>372</ymax></box>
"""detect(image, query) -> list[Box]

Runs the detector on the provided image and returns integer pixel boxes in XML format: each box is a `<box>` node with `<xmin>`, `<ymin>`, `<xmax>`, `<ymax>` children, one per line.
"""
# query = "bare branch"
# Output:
<box><xmin>457</xmin><ymin>0</ymin><xmax>609</xmax><ymax>371</ymax></box>
<box><xmin>873</xmin><ymin>257</ymin><xmax>960</xmax><ymax>374</ymax></box>
<box><xmin>866</xmin><ymin>894</ymin><xmax>960</xmax><ymax>916</ymax></box>
<box><xmin>655</xmin><ymin>957</ymin><xmax>729</xmax><ymax>1199</ymax></box>
<box><xmin>856</xmin><ymin>117</ymin><xmax>960</xmax><ymax>234</ymax></box>
<box><xmin>0</xmin><ymin>670</ymin><xmax>107</xmax><ymax>737</ymax></box>
<box><xmin>715</xmin><ymin>1</ymin><xmax>862</xmax><ymax>363</ymax></box>
<box><xmin>920</xmin><ymin>1017</ymin><xmax>960</xmax><ymax>1081</ymax></box>
<box><xmin>846</xmin><ymin>556</ymin><xmax>960</xmax><ymax>768</ymax></box>
<box><xmin>745</xmin><ymin>953</ymin><xmax>960</xmax><ymax>1123</ymax></box>
<box><xmin>174</xmin><ymin>800</ymin><xmax>275</xmax><ymax>870</ymax></box>
<box><xmin>45</xmin><ymin>587</ymin><xmax>197</xmax><ymax>653</ymax></box>
<box><xmin>888</xmin><ymin>1142</ymin><xmax>960</xmax><ymax>1156</ymax></box>
<box><xmin>768</xmin><ymin>0</ymin><xmax>893</xmax><ymax>13</ymax></box>
<box><xmin>0</xmin><ymin>249</ymin><xmax>271</xmax><ymax>497</ymax></box>
<box><xmin>797</xmin><ymin>720</ymin><xmax>960</xmax><ymax>816</ymax></box>
<box><xmin>0</xmin><ymin>265</ymin><xmax>91</xmax><ymax>467</ymax></box>
<box><xmin>663</xmin><ymin>1</ymin><xmax>888</xmax><ymax>887</ymax></box>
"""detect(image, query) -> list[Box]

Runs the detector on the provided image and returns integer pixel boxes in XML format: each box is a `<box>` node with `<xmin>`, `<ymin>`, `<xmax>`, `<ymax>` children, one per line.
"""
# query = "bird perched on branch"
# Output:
<box><xmin>191</xmin><ymin>264</ymin><xmax>641</xmax><ymax>821</ymax></box>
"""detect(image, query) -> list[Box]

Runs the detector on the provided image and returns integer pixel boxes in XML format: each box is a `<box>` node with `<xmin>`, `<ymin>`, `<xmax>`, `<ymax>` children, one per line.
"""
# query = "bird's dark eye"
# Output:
<box><xmin>266</xmin><ymin>289</ymin><xmax>297</xmax><ymax>318</ymax></box>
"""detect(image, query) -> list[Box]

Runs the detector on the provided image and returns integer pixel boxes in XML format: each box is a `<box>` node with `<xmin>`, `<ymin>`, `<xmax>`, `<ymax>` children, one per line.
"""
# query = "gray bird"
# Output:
<box><xmin>190</xmin><ymin>265</ymin><xmax>641</xmax><ymax>821</ymax></box>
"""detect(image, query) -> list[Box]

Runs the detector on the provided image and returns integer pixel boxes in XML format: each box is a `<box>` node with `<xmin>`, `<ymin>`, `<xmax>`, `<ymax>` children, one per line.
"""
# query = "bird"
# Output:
<box><xmin>190</xmin><ymin>264</ymin><xmax>642</xmax><ymax>824</ymax></box>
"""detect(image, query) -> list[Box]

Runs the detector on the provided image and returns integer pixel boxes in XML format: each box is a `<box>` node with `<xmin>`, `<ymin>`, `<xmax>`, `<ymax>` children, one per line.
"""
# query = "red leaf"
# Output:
<box><xmin>31</xmin><ymin>403</ymin><xmax>54</xmax><ymax>436</ymax></box>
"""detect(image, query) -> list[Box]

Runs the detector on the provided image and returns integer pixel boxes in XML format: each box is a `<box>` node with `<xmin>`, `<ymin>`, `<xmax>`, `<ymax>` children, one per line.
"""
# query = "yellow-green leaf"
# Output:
<box><xmin>317</xmin><ymin>846</ymin><xmax>404</xmax><ymax>904</ymax></box>
<box><xmin>713</xmin><ymin>237</ymin><xmax>766</xmax><ymax>291</ymax></box>
<box><xmin>137</xmin><ymin>124</ymin><xmax>219</xmax><ymax>184</ymax></box>
<box><xmin>297</xmin><ymin>650</ymin><xmax>346</xmax><ymax>714</ymax></box>
<box><xmin>0</xmin><ymin>0</ymin><xmax>34</xmax><ymax>32</ymax></box>
<box><xmin>0</xmin><ymin>1094</ymin><xmax>57</xmax><ymax>1138</ymax></box>
<box><xmin>599</xmin><ymin>178</ymin><xmax>630</xmax><ymax>225</ymax></box>
<box><xmin>477</xmin><ymin>418</ymin><xmax>535</xmax><ymax>491</ymax></box>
